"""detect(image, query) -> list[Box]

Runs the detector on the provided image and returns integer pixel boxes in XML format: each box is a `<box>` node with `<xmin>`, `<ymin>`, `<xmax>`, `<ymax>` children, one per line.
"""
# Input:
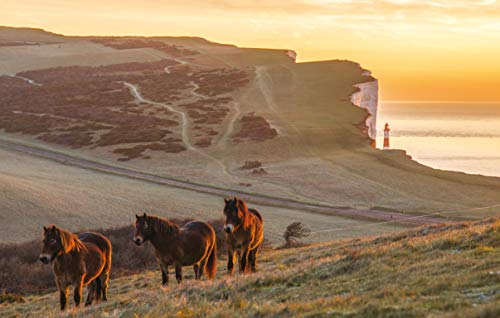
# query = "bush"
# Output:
<box><xmin>0</xmin><ymin>291</ymin><xmax>25</xmax><ymax>304</ymax></box>
<box><xmin>282</xmin><ymin>222</ymin><xmax>311</xmax><ymax>248</ymax></box>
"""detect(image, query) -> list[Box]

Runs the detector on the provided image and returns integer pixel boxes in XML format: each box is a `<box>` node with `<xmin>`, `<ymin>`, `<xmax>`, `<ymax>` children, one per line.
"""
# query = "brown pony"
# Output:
<box><xmin>133</xmin><ymin>213</ymin><xmax>217</xmax><ymax>285</ymax></box>
<box><xmin>223</xmin><ymin>197</ymin><xmax>264</xmax><ymax>274</ymax></box>
<box><xmin>39</xmin><ymin>225</ymin><xmax>112</xmax><ymax>311</ymax></box>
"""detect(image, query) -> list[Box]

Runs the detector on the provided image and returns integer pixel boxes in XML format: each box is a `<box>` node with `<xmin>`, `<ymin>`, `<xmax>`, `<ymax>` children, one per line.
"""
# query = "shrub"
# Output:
<box><xmin>233</xmin><ymin>113</ymin><xmax>278</xmax><ymax>143</ymax></box>
<box><xmin>282</xmin><ymin>222</ymin><xmax>311</xmax><ymax>248</ymax></box>
<box><xmin>0</xmin><ymin>291</ymin><xmax>25</xmax><ymax>304</ymax></box>
<box><xmin>239</xmin><ymin>161</ymin><xmax>262</xmax><ymax>170</ymax></box>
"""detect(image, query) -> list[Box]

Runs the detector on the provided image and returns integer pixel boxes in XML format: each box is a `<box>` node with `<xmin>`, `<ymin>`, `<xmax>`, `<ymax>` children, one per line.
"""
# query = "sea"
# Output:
<box><xmin>376</xmin><ymin>101</ymin><xmax>500</xmax><ymax>178</ymax></box>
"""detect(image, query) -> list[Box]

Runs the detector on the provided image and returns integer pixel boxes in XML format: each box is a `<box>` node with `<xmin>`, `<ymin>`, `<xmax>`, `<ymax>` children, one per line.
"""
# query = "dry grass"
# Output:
<box><xmin>1</xmin><ymin>28</ymin><xmax>499</xmax><ymax>216</ymax></box>
<box><xmin>92</xmin><ymin>38</ymin><xmax>199</xmax><ymax>57</ymax></box>
<box><xmin>1</xmin><ymin>218</ymin><xmax>498</xmax><ymax>317</ymax></box>
<box><xmin>0</xmin><ymin>145</ymin><xmax>406</xmax><ymax>245</ymax></box>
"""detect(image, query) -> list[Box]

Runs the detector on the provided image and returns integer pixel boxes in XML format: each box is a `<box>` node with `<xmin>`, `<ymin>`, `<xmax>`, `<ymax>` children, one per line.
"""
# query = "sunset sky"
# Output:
<box><xmin>2</xmin><ymin>0</ymin><xmax>499</xmax><ymax>101</ymax></box>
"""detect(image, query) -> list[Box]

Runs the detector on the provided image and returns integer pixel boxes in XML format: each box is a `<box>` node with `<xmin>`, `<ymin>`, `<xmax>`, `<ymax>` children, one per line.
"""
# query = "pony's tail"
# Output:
<box><xmin>206</xmin><ymin>243</ymin><xmax>217</xmax><ymax>279</ymax></box>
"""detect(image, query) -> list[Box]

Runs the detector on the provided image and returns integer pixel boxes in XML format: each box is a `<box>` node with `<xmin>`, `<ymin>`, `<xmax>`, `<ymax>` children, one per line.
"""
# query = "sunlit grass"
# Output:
<box><xmin>1</xmin><ymin>218</ymin><xmax>498</xmax><ymax>317</ymax></box>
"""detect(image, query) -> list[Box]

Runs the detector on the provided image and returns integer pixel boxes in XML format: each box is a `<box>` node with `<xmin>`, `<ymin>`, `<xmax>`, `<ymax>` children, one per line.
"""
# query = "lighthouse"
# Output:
<box><xmin>383</xmin><ymin>123</ymin><xmax>390</xmax><ymax>149</ymax></box>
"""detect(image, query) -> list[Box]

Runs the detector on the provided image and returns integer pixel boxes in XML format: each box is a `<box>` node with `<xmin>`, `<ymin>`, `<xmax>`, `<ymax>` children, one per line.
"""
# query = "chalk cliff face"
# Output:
<box><xmin>350</xmin><ymin>72</ymin><xmax>378</xmax><ymax>141</ymax></box>
<box><xmin>286</xmin><ymin>50</ymin><xmax>297</xmax><ymax>62</ymax></box>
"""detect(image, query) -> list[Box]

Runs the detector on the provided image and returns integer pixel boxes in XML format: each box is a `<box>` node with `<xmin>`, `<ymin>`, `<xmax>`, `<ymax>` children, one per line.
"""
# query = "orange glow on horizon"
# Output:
<box><xmin>2</xmin><ymin>0</ymin><xmax>499</xmax><ymax>101</ymax></box>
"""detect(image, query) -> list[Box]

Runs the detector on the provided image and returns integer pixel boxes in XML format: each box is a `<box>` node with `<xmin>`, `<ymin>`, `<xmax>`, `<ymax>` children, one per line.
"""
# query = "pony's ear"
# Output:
<box><xmin>233</xmin><ymin>197</ymin><xmax>238</xmax><ymax>202</ymax></box>
<box><xmin>51</xmin><ymin>225</ymin><xmax>56</xmax><ymax>232</ymax></box>
<box><xmin>43</xmin><ymin>226</ymin><xmax>47</xmax><ymax>232</ymax></box>
<box><xmin>143</xmin><ymin>212</ymin><xmax>148</xmax><ymax>218</ymax></box>
<box><xmin>224</xmin><ymin>198</ymin><xmax>229</xmax><ymax>204</ymax></box>
<box><xmin>135</xmin><ymin>214</ymin><xmax>139</xmax><ymax>219</ymax></box>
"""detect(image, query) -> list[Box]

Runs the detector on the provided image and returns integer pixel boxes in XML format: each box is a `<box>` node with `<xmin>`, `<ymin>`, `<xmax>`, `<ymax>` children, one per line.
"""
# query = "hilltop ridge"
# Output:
<box><xmin>0</xmin><ymin>26</ymin><xmax>64</xmax><ymax>43</ymax></box>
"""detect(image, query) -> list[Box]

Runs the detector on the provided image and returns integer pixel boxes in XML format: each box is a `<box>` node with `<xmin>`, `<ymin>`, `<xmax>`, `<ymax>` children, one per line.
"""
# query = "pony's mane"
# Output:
<box><xmin>150</xmin><ymin>215</ymin><xmax>181</xmax><ymax>237</ymax></box>
<box><xmin>235</xmin><ymin>199</ymin><xmax>252</xmax><ymax>229</ymax></box>
<box><xmin>54</xmin><ymin>226</ymin><xmax>86</xmax><ymax>254</ymax></box>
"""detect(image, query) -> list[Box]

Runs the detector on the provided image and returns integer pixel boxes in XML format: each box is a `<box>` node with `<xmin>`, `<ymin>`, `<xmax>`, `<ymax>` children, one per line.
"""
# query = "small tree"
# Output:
<box><xmin>283</xmin><ymin>222</ymin><xmax>311</xmax><ymax>247</ymax></box>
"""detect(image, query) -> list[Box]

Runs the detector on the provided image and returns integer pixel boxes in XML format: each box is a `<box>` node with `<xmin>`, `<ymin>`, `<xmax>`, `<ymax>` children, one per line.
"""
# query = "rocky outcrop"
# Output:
<box><xmin>350</xmin><ymin>72</ymin><xmax>378</xmax><ymax>141</ymax></box>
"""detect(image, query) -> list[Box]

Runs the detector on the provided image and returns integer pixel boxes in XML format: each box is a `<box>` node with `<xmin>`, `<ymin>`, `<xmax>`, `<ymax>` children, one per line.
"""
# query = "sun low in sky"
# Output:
<box><xmin>2</xmin><ymin>0</ymin><xmax>499</xmax><ymax>101</ymax></box>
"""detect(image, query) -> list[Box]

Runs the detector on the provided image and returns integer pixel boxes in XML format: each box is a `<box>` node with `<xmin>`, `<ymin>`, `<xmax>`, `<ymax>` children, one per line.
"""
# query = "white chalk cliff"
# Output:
<box><xmin>350</xmin><ymin>71</ymin><xmax>378</xmax><ymax>141</ymax></box>
<box><xmin>286</xmin><ymin>50</ymin><xmax>297</xmax><ymax>62</ymax></box>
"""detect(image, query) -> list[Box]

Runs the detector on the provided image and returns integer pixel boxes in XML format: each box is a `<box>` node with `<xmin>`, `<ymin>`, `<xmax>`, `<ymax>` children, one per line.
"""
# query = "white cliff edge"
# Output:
<box><xmin>286</xmin><ymin>50</ymin><xmax>297</xmax><ymax>62</ymax></box>
<box><xmin>350</xmin><ymin>70</ymin><xmax>378</xmax><ymax>141</ymax></box>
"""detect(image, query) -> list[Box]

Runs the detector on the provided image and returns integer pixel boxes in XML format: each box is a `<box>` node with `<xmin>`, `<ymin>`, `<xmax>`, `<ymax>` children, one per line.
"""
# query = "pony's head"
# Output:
<box><xmin>223</xmin><ymin>197</ymin><xmax>249</xmax><ymax>234</ymax></box>
<box><xmin>40</xmin><ymin>225</ymin><xmax>74</xmax><ymax>264</ymax></box>
<box><xmin>134</xmin><ymin>213</ymin><xmax>154</xmax><ymax>246</ymax></box>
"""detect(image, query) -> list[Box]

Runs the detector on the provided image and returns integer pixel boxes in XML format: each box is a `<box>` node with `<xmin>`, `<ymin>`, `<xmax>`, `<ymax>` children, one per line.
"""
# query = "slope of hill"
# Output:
<box><xmin>1</xmin><ymin>218</ymin><xmax>498</xmax><ymax>317</ymax></box>
<box><xmin>0</xmin><ymin>146</ymin><xmax>404</xmax><ymax>243</ymax></box>
<box><xmin>0</xmin><ymin>26</ymin><xmax>499</xmax><ymax>245</ymax></box>
<box><xmin>0</xmin><ymin>26</ymin><xmax>63</xmax><ymax>44</ymax></box>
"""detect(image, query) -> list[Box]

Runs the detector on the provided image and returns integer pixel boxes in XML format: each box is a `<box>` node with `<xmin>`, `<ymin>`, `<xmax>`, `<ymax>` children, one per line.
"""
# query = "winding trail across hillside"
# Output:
<box><xmin>123</xmin><ymin>82</ymin><xmax>194</xmax><ymax>150</ymax></box>
<box><xmin>122</xmin><ymin>81</ymin><xmax>232</xmax><ymax>178</ymax></box>
<box><xmin>220</xmin><ymin>101</ymin><xmax>241</xmax><ymax>147</ymax></box>
<box><xmin>255</xmin><ymin>66</ymin><xmax>278</xmax><ymax>112</ymax></box>
<box><xmin>12</xmin><ymin>75</ymin><xmax>42</xmax><ymax>86</ymax></box>
<box><xmin>0</xmin><ymin>138</ymin><xmax>451</xmax><ymax>226</ymax></box>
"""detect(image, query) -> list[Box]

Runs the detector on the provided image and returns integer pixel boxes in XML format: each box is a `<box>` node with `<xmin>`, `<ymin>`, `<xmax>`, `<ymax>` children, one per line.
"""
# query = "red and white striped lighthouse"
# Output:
<box><xmin>383</xmin><ymin>123</ymin><xmax>390</xmax><ymax>150</ymax></box>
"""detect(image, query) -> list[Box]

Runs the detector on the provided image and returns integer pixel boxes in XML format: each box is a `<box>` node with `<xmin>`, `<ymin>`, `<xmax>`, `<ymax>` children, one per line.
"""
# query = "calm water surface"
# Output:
<box><xmin>376</xmin><ymin>102</ymin><xmax>500</xmax><ymax>177</ymax></box>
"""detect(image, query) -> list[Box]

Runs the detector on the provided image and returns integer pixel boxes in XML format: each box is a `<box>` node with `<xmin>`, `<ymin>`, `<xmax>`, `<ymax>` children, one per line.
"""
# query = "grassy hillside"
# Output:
<box><xmin>2</xmin><ymin>218</ymin><xmax>498</xmax><ymax>317</ymax></box>
<box><xmin>0</xmin><ymin>27</ymin><xmax>498</xmax><ymax>221</ymax></box>
<box><xmin>0</xmin><ymin>146</ymin><xmax>404</xmax><ymax>243</ymax></box>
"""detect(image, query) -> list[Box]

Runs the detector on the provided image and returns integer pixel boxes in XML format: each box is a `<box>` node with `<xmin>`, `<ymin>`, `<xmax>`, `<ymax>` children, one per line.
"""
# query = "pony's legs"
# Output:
<box><xmin>197</xmin><ymin>256</ymin><xmax>208</xmax><ymax>279</ymax></box>
<box><xmin>99</xmin><ymin>273</ymin><xmax>108</xmax><ymax>301</ymax></box>
<box><xmin>85</xmin><ymin>281</ymin><xmax>96</xmax><ymax>306</ymax></box>
<box><xmin>56</xmin><ymin>279</ymin><xmax>69</xmax><ymax>310</ymax></box>
<box><xmin>227</xmin><ymin>248</ymin><xmax>237</xmax><ymax>275</ymax></box>
<box><xmin>160</xmin><ymin>261</ymin><xmax>169</xmax><ymax>286</ymax></box>
<box><xmin>73</xmin><ymin>275</ymin><xmax>84</xmax><ymax>307</ymax></box>
<box><xmin>94</xmin><ymin>276</ymin><xmax>102</xmax><ymax>302</ymax></box>
<box><xmin>249</xmin><ymin>244</ymin><xmax>261</xmax><ymax>272</ymax></box>
<box><xmin>193</xmin><ymin>264</ymin><xmax>200</xmax><ymax>279</ymax></box>
<box><xmin>239</xmin><ymin>248</ymin><xmax>250</xmax><ymax>273</ymax></box>
<box><xmin>58</xmin><ymin>284</ymin><xmax>69</xmax><ymax>311</ymax></box>
<box><xmin>175</xmin><ymin>264</ymin><xmax>183</xmax><ymax>283</ymax></box>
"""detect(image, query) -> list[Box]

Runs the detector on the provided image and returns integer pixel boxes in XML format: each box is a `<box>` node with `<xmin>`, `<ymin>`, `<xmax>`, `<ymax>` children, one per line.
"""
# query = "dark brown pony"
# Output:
<box><xmin>133</xmin><ymin>213</ymin><xmax>217</xmax><ymax>285</ymax></box>
<box><xmin>39</xmin><ymin>225</ymin><xmax>112</xmax><ymax>311</ymax></box>
<box><xmin>223</xmin><ymin>197</ymin><xmax>264</xmax><ymax>274</ymax></box>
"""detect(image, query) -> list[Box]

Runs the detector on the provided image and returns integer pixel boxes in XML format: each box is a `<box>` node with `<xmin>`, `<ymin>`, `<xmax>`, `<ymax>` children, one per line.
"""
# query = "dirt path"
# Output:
<box><xmin>12</xmin><ymin>75</ymin><xmax>42</xmax><ymax>86</ymax></box>
<box><xmin>255</xmin><ymin>66</ymin><xmax>278</xmax><ymax>112</ymax></box>
<box><xmin>219</xmin><ymin>101</ymin><xmax>241</xmax><ymax>147</ymax></box>
<box><xmin>188</xmin><ymin>81</ymin><xmax>208</xmax><ymax>100</ymax></box>
<box><xmin>164</xmin><ymin>58</ymin><xmax>189</xmax><ymax>74</ymax></box>
<box><xmin>123</xmin><ymin>81</ymin><xmax>194</xmax><ymax>150</ymax></box>
<box><xmin>122</xmin><ymin>81</ymin><xmax>233</xmax><ymax>179</ymax></box>
<box><xmin>0</xmin><ymin>138</ymin><xmax>451</xmax><ymax>227</ymax></box>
